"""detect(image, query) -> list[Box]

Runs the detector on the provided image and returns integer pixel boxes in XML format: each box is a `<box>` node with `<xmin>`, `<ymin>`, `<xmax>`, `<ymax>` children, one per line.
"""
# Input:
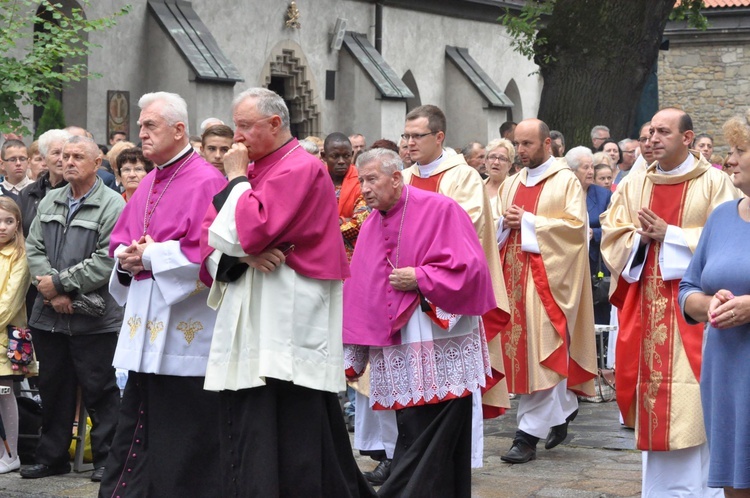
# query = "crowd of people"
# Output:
<box><xmin>0</xmin><ymin>89</ymin><xmax>747</xmax><ymax>497</ymax></box>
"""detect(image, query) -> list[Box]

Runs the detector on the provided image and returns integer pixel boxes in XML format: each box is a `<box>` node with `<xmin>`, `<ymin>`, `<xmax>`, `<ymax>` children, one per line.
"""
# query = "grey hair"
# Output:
<box><xmin>356</xmin><ymin>148</ymin><xmax>403</xmax><ymax>174</ymax></box>
<box><xmin>232</xmin><ymin>88</ymin><xmax>290</xmax><ymax>130</ymax></box>
<box><xmin>298</xmin><ymin>139</ymin><xmax>319</xmax><ymax>155</ymax></box>
<box><xmin>565</xmin><ymin>146</ymin><xmax>594</xmax><ymax>171</ymax></box>
<box><xmin>38</xmin><ymin>129</ymin><xmax>73</xmax><ymax>157</ymax></box>
<box><xmin>138</xmin><ymin>92</ymin><xmax>190</xmax><ymax>134</ymax></box>
<box><xmin>619</xmin><ymin>138</ymin><xmax>636</xmax><ymax>149</ymax></box>
<box><xmin>590</xmin><ymin>125</ymin><xmax>610</xmax><ymax>139</ymax></box>
<box><xmin>64</xmin><ymin>135</ymin><xmax>101</xmax><ymax>159</ymax></box>
<box><xmin>486</xmin><ymin>138</ymin><xmax>515</xmax><ymax>164</ymax></box>
<box><xmin>200</xmin><ymin>117</ymin><xmax>224</xmax><ymax>133</ymax></box>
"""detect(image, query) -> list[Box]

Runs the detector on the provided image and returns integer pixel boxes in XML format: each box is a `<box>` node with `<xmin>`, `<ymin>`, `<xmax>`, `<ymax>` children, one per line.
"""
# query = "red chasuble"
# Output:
<box><xmin>499</xmin><ymin>181</ymin><xmax>570</xmax><ymax>394</ymax></box>
<box><xmin>612</xmin><ymin>183</ymin><xmax>704</xmax><ymax>451</ymax></box>
<box><xmin>409</xmin><ymin>172</ymin><xmax>507</xmax><ymax>416</ymax></box>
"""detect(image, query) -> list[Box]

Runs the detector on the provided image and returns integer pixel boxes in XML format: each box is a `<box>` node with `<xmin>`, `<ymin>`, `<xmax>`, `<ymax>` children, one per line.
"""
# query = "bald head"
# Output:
<box><xmin>514</xmin><ymin>119</ymin><xmax>552</xmax><ymax>169</ymax></box>
<box><xmin>649</xmin><ymin>108</ymin><xmax>694</xmax><ymax>170</ymax></box>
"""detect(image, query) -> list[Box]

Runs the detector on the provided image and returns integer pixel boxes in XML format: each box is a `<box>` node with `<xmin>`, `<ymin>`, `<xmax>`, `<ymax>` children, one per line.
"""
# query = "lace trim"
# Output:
<box><xmin>343</xmin><ymin>344</ymin><xmax>368</xmax><ymax>376</ymax></box>
<box><xmin>368</xmin><ymin>324</ymin><xmax>490</xmax><ymax>409</ymax></box>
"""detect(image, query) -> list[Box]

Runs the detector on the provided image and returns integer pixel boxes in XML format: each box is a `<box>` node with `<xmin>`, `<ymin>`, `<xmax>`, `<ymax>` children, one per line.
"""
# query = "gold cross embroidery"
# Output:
<box><xmin>177</xmin><ymin>320</ymin><xmax>204</xmax><ymax>345</ymax></box>
<box><xmin>127</xmin><ymin>316</ymin><xmax>142</xmax><ymax>339</ymax></box>
<box><xmin>189</xmin><ymin>279</ymin><xmax>207</xmax><ymax>297</ymax></box>
<box><xmin>147</xmin><ymin>320</ymin><xmax>164</xmax><ymax>344</ymax></box>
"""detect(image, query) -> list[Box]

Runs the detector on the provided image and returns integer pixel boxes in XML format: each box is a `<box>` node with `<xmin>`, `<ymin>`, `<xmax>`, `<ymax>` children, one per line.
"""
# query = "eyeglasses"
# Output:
<box><xmin>487</xmin><ymin>154</ymin><xmax>510</xmax><ymax>163</ymax></box>
<box><xmin>401</xmin><ymin>132</ymin><xmax>437</xmax><ymax>141</ymax></box>
<box><xmin>4</xmin><ymin>156</ymin><xmax>28</xmax><ymax>163</ymax></box>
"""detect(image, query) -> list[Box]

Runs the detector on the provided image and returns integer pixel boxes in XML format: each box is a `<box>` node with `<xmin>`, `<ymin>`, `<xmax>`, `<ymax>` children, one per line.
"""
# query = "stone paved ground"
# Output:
<box><xmin>0</xmin><ymin>399</ymin><xmax>641</xmax><ymax>497</ymax></box>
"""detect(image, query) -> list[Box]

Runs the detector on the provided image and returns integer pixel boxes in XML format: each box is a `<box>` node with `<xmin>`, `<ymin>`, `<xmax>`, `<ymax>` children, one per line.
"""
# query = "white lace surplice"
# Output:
<box><xmin>345</xmin><ymin>310</ymin><xmax>491</xmax><ymax>410</ymax></box>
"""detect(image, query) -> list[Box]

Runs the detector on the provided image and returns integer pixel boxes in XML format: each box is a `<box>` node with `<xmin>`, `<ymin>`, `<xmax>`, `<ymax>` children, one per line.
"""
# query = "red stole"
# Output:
<box><xmin>500</xmin><ymin>181</ymin><xmax>569</xmax><ymax>394</ymax></box>
<box><xmin>338</xmin><ymin>165</ymin><xmax>361</xmax><ymax>219</ymax></box>
<box><xmin>613</xmin><ymin>183</ymin><xmax>704</xmax><ymax>450</ymax></box>
<box><xmin>409</xmin><ymin>170</ymin><xmax>506</xmax><ymax>417</ymax></box>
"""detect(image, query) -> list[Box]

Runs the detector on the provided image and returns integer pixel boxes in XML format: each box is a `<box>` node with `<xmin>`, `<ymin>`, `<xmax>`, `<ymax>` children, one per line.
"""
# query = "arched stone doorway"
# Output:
<box><xmin>503</xmin><ymin>79</ymin><xmax>522</xmax><ymax>122</ymax></box>
<box><xmin>261</xmin><ymin>42</ymin><xmax>320</xmax><ymax>138</ymax></box>
<box><xmin>401</xmin><ymin>70</ymin><xmax>422</xmax><ymax>113</ymax></box>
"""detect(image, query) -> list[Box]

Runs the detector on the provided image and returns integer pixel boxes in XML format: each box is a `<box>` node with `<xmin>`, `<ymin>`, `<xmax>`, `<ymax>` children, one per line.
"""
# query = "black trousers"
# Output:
<box><xmin>378</xmin><ymin>396</ymin><xmax>473</xmax><ymax>498</ymax></box>
<box><xmin>98</xmin><ymin>372</ymin><xmax>222</xmax><ymax>498</ymax></box>
<box><xmin>219</xmin><ymin>378</ymin><xmax>375</xmax><ymax>498</ymax></box>
<box><xmin>31</xmin><ymin>328</ymin><xmax>120</xmax><ymax>468</ymax></box>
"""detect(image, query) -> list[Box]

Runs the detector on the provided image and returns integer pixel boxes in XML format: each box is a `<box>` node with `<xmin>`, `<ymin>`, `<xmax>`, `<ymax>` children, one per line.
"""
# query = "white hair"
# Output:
<box><xmin>619</xmin><ymin>138</ymin><xmax>636</xmax><ymax>149</ymax></box>
<box><xmin>356</xmin><ymin>148</ymin><xmax>403</xmax><ymax>174</ymax></box>
<box><xmin>200</xmin><ymin>117</ymin><xmax>224</xmax><ymax>133</ymax></box>
<box><xmin>590</xmin><ymin>125</ymin><xmax>610</xmax><ymax>139</ymax></box>
<box><xmin>64</xmin><ymin>135</ymin><xmax>101</xmax><ymax>159</ymax></box>
<box><xmin>38</xmin><ymin>129</ymin><xmax>73</xmax><ymax>157</ymax></box>
<box><xmin>138</xmin><ymin>92</ymin><xmax>190</xmax><ymax>134</ymax></box>
<box><xmin>486</xmin><ymin>138</ymin><xmax>515</xmax><ymax>164</ymax></box>
<box><xmin>298</xmin><ymin>139</ymin><xmax>318</xmax><ymax>155</ymax></box>
<box><xmin>565</xmin><ymin>146</ymin><xmax>594</xmax><ymax>171</ymax></box>
<box><xmin>232</xmin><ymin>88</ymin><xmax>290</xmax><ymax>130</ymax></box>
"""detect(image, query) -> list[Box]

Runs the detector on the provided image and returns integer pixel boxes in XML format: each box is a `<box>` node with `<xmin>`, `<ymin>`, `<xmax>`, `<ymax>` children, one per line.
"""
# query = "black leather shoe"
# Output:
<box><xmin>545</xmin><ymin>409</ymin><xmax>579</xmax><ymax>450</ymax></box>
<box><xmin>363</xmin><ymin>459</ymin><xmax>392</xmax><ymax>486</ymax></box>
<box><xmin>91</xmin><ymin>466</ymin><xmax>105</xmax><ymax>482</ymax></box>
<box><xmin>20</xmin><ymin>463</ymin><xmax>71</xmax><ymax>479</ymax></box>
<box><xmin>501</xmin><ymin>439</ymin><xmax>537</xmax><ymax>463</ymax></box>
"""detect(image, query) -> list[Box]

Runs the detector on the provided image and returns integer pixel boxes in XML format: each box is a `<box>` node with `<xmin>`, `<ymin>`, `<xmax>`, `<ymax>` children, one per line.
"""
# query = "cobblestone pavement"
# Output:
<box><xmin>0</xmin><ymin>399</ymin><xmax>641</xmax><ymax>497</ymax></box>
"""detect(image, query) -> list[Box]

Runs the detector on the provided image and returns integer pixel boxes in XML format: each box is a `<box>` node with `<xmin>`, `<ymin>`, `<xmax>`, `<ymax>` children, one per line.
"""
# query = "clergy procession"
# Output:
<box><xmin>0</xmin><ymin>85</ymin><xmax>749</xmax><ymax>498</ymax></box>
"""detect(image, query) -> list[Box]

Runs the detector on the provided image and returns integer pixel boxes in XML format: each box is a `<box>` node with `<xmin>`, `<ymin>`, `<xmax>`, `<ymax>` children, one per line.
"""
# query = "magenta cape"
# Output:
<box><xmin>109</xmin><ymin>151</ymin><xmax>227</xmax><ymax>278</ymax></box>
<box><xmin>200</xmin><ymin>139</ymin><xmax>349</xmax><ymax>284</ymax></box>
<box><xmin>343</xmin><ymin>185</ymin><xmax>496</xmax><ymax>347</ymax></box>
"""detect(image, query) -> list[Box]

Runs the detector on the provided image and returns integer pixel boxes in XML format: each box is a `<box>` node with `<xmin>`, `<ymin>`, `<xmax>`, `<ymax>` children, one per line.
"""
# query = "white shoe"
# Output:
<box><xmin>0</xmin><ymin>456</ymin><xmax>20</xmax><ymax>474</ymax></box>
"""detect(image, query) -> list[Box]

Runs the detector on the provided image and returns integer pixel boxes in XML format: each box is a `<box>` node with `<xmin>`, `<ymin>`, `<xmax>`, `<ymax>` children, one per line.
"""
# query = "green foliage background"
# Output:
<box><xmin>0</xmin><ymin>0</ymin><xmax>130</xmax><ymax>136</ymax></box>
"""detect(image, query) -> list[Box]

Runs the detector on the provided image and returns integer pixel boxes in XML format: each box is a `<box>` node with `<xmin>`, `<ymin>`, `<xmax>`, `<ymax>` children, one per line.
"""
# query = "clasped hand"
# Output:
<box><xmin>118</xmin><ymin>235</ymin><xmax>155</xmax><ymax>275</ymax></box>
<box><xmin>502</xmin><ymin>205</ymin><xmax>525</xmax><ymax>230</ymax></box>
<box><xmin>389</xmin><ymin>267</ymin><xmax>417</xmax><ymax>291</ymax></box>
<box><xmin>709</xmin><ymin>289</ymin><xmax>747</xmax><ymax>329</ymax></box>
<box><xmin>240</xmin><ymin>248</ymin><xmax>286</xmax><ymax>273</ymax></box>
<box><xmin>637</xmin><ymin>208</ymin><xmax>667</xmax><ymax>245</ymax></box>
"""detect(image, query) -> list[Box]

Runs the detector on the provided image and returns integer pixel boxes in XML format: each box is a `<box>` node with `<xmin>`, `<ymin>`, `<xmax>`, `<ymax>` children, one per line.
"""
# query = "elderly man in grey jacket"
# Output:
<box><xmin>22</xmin><ymin>136</ymin><xmax>124</xmax><ymax>482</ymax></box>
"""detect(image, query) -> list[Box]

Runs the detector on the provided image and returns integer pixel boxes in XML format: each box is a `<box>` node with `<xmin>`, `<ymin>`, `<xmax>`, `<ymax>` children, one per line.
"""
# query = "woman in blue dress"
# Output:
<box><xmin>680</xmin><ymin>110</ymin><xmax>750</xmax><ymax>498</ymax></box>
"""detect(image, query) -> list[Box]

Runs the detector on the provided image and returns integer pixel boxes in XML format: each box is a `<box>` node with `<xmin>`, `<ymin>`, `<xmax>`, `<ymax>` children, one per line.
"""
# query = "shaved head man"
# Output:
<box><xmin>497</xmin><ymin>117</ymin><xmax>597</xmax><ymax>464</ymax></box>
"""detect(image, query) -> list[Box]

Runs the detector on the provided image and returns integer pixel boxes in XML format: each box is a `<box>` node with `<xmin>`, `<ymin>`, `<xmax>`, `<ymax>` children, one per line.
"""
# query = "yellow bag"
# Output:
<box><xmin>68</xmin><ymin>417</ymin><xmax>93</xmax><ymax>463</ymax></box>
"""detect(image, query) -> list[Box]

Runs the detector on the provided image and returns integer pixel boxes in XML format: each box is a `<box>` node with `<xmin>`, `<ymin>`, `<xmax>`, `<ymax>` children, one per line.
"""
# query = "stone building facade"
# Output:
<box><xmin>660</xmin><ymin>1</ymin><xmax>750</xmax><ymax>152</ymax></box>
<box><xmin>10</xmin><ymin>0</ymin><xmax>541</xmax><ymax>150</ymax></box>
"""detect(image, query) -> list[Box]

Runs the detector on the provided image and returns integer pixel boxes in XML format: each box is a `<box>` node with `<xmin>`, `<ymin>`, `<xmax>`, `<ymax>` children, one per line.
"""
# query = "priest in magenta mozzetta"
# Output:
<box><xmin>343</xmin><ymin>148</ymin><xmax>496</xmax><ymax>497</ymax></box>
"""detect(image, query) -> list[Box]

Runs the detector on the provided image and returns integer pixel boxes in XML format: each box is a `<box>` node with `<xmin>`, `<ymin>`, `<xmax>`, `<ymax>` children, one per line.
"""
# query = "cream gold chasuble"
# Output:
<box><xmin>403</xmin><ymin>153</ymin><xmax>510</xmax><ymax>414</ymax></box>
<box><xmin>495</xmin><ymin>159</ymin><xmax>597</xmax><ymax>396</ymax></box>
<box><xmin>601</xmin><ymin>154</ymin><xmax>739</xmax><ymax>451</ymax></box>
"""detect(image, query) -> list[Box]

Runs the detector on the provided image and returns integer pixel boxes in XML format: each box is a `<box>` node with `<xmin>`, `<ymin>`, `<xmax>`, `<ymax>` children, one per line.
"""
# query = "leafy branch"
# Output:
<box><xmin>0</xmin><ymin>0</ymin><xmax>131</xmax><ymax>135</ymax></box>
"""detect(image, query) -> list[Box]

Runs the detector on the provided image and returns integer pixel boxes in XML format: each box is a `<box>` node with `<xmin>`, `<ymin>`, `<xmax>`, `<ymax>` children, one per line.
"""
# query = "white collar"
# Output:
<box><xmin>657</xmin><ymin>152</ymin><xmax>694</xmax><ymax>176</ymax></box>
<box><xmin>525</xmin><ymin>156</ymin><xmax>554</xmax><ymax>186</ymax></box>
<box><xmin>417</xmin><ymin>151</ymin><xmax>445</xmax><ymax>177</ymax></box>
<box><xmin>157</xmin><ymin>143</ymin><xmax>193</xmax><ymax>170</ymax></box>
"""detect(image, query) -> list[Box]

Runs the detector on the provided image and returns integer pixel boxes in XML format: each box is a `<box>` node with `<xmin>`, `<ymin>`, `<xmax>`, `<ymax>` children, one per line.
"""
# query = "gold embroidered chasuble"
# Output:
<box><xmin>495</xmin><ymin>159</ymin><xmax>597</xmax><ymax>396</ymax></box>
<box><xmin>402</xmin><ymin>153</ymin><xmax>510</xmax><ymax>411</ymax></box>
<box><xmin>600</xmin><ymin>153</ymin><xmax>739</xmax><ymax>450</ymax></box>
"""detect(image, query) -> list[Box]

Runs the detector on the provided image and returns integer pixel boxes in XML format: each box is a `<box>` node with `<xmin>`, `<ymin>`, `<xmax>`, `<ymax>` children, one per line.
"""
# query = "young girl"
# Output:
<box><xmin>0</xmin><ymin>197</ymin><xmax>31</xmax><ymax>473</ymax></box>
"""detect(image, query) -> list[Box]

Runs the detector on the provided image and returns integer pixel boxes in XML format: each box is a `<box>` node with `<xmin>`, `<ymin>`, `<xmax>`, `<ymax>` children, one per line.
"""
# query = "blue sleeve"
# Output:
<box><xmin>678</xmin><ymin>207</ymin><xmax>717</xmax><ymax>323</ymax></box>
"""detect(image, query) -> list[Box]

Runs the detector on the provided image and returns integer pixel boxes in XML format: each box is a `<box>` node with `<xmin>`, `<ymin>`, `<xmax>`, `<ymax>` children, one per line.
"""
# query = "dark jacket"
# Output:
<box><xmin>587</xmin><ymin>184</ymin><xmax>613</xmax><ymax>277</ymax></box>
<box><xmin>17</xmin><ymin>171</ymin><xmax>68</xmax><ymax>238</ymax></box>
<box><xmin>25</xmin><ymin>179</ymin><xmax>125</xmax><ymax>335</ymax></box>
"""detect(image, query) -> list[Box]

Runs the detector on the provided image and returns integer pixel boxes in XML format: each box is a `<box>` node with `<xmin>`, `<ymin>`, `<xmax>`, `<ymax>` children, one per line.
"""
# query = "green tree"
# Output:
<box><xmin>501</xmin><ymin>0</ymin><xmax>707</xmax><ymax>146</ymax></box>
<box><xmin>0</xmin><ymin>0</ymin><xmax>130</xmax><ymax>136</ymax></box>
<box><xmin>35</xmin><ymin>95</ymin><xmax>65</xmax><ymax>139</ymax></box>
